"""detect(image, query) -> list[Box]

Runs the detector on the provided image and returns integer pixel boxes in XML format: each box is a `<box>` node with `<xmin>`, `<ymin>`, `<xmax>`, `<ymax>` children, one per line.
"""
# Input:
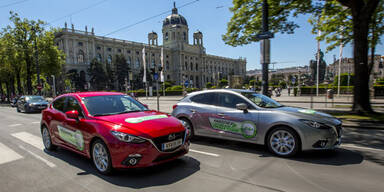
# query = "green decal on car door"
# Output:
<box><xmin>58</xmin><ymin>125</ymin><xmax>84</xmax><ymax>151</ymax></box>
<box><xmin>209</xmin><ymin>118</ymin><xmax>257</xmax><ymax>138</ymax></box>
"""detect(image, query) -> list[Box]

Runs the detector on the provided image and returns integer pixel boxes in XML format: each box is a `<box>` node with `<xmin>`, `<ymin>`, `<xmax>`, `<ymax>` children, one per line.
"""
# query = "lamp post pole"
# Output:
<box><xmin>261</xmin><ymin>0</ymin><xmax>271</xmax><ymax>96</ymax></box>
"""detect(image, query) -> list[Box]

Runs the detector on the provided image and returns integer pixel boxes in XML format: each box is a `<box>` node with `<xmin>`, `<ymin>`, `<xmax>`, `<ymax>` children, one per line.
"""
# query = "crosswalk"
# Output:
<box><xmin>0</xmin><ymin>131</ymin><xmax>52</xmax><ymax>167</ymax></box>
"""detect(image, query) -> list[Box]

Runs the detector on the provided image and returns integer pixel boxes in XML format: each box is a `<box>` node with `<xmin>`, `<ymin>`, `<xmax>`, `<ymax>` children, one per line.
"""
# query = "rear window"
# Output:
<box><xmin>190</xmin><ymin>93</ymin><xmax>217</xmax><ymax>105</ymax></box>
<box><xmin>52</xmin><ymin>97</ymin><xmax>66</xmax><ymax>112</ymax></box>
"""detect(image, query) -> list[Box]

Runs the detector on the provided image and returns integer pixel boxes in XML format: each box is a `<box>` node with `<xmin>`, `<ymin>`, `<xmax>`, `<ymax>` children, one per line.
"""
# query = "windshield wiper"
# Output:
<box><xmin>93</xmin><ymin>110</ymin><xmax>142</xmax><ymax>116</ymax></box>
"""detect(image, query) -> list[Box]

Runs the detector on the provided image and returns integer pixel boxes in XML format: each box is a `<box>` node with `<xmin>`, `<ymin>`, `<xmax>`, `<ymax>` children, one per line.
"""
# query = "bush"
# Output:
<box><xmin>170</xmin><ymin>85</ymin><xmax>183</xmax><ymax>91</ymax></box>
<box><xmin>211</xmin><ymin>86</ymin><xmax>217</xmax><ymax>89</ymax></box>
<box><xmin>206</xmin><ymin>82</ymin><xmax>213</xmax><ymax>88</ymax></box>
<box><xmin>333</xmin><ymin>73</ymin><xmax>354</xmax><ymax>86</ymax></box>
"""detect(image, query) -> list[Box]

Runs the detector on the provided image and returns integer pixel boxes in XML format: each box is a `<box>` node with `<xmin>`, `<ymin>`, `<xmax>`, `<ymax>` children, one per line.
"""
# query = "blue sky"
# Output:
<box><xmin>0</xmin><ymin>0</ymin><xmax>382</xmax><ymax>70</ymax></box>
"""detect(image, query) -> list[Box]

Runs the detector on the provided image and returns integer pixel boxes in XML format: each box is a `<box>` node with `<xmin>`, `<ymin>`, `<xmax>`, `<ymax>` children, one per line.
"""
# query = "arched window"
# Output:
<box><xmin>151</xmin><ymin>59</ymin><xmax>155</xmax><ymax>68</ymax></box>
<box><xmin>107</xmin><ymin>55</ymin><xmax>112</xmax><ymax>65</ymax></box>
<box><xmin>77</xmin><ymin>50</ymin><xmax>84</xmax><ymax>64</ymax></box>
<box><xmin>190</xmin><ymin>62</ymin><xmax>193</xmax><ymax>71</ymax></box>
<box><xmin>185</xmin><ymin>62</ymin><xmax>188</xmax><ymax>71</ymax></box>
<box><xmin>126</xmin><ymin>56</ymin><xmax>131</xmax><ymax>67</ymax></box>
<box><xmin>183</xmin><ymin>32</ymin><xmax>186</xmax><ymax>41</ymax></box>
<box><xmin>167</xmin><ymin>75</ymin><xmax>170</xmax><ymax>80</ymax></box>
<box><xmin>135</xmin><ymin>58</ymin><xmax>140</xmax><ymax>68</ymax></box>
<box><xmin>96</xmin><ymin>53</ymin><xmax>102</xmax><ymax>62</ymax></box>
<box><xmin>195</xmin><ymin>63</ymin><xmax>198</xmax><ymax>71</ymax></box>
<box><xmin>166</xmin><ymin>61</ymin><xmax>170</xmax><ymax>70</ymax></box>
<box><xmin>165</xmin><ymin>32</ymin><xmax>169</xmax><ymax>41</ymax></box>
<box><xmin>195</xmin><ymin>76</ymin><xmax>199</xmax><ymax>88</ymax></box>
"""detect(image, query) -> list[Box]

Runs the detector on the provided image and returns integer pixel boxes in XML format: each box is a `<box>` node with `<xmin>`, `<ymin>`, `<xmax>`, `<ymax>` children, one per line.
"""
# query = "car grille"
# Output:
<box><xmin>153</xmin><ymin>149</ymin><xmax>186</xmax><ymax>162</ymax></box>
<box><xmin>152</xmin><ymin>131</ymin><xmax>185</xmax><ymax>152</ymax></box>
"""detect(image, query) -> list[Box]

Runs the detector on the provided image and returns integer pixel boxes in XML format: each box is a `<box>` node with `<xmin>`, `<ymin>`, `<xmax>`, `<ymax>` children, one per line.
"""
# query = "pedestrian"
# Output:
<box><xmin>288</xmin><ymin>87</ymin><xmax>291</xmax><ymax>96</ymax></box>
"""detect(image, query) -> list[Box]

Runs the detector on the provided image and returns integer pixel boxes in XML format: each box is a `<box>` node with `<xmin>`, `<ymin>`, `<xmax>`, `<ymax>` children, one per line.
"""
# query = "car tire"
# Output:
<box><xmin>91</xmin><ymin>139</ymin><xmax>113</xmax><ymax>175</ymax></box>
<box><xmin>179</xmin><ymin>117</ymin><xmax>195</xmax><ymax>139</ymax></box>
<box><xmin>41</xmin><ymin>126</ymin><xmax>57</xmax><ymax>151</ymax></box>
<box><xmin>267</xmin><ymin>126</ymin><xmax>300</xmax><ymax>157</ymax></box>
<box><xmin>16</xmin><ymin>106</ymin><xmax>20</xmax><ymax>112</ymax></box>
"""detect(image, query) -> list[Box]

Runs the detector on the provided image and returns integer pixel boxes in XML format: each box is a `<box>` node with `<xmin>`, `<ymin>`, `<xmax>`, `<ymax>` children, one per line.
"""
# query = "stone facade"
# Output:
<box><xmin>327</xmin><ymin>55</ymin><xmax>382</xmax><ymax>78</ymax></box>
<box><xmin>54</xmin><ymin>5</ymin><xmax>246</xmax><ymax>89</ymax></box>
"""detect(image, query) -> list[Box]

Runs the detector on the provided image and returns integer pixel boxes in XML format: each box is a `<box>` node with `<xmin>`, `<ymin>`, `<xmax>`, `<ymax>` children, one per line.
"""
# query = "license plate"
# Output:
<box><xmin>39</xmin><ymin>106</ymin><xmax>46</xmax><ymax>109</ymax></box>
<box><xmin>162</xmin><ymin>139</ymin><xmax>182</xmax><ymax>150</ymax></box>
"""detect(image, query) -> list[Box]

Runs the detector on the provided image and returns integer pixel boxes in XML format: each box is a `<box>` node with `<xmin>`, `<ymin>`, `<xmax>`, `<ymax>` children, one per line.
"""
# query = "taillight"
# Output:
<box><xmin>172</xmin><ymin>104</ymin><xmax>178</xmax><ymax>110</ymax></box>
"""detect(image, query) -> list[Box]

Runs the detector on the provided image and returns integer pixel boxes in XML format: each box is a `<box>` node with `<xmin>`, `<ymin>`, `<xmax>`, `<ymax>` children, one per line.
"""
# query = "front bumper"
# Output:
<box><xmin>28</xmin><ymin>105</ymin><xmax>48</xmax><ymax>111</ymax></box>
<box><xmin>302</xmin><ymin>125</ymin><xmax>342</xmax><ymax>151</ymax></box>
<box><xmin>108</xmin><ymin>136</ymin><xmax>190</xmax><ymax>169</ymax></box>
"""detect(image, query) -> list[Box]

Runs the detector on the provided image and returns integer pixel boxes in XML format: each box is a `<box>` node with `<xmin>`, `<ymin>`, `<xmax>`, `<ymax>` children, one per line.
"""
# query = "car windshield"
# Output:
<box><xmin>241</xmin><ymin>92</ymin><xmax>283</xmax><ymax>108</ymax></box>
<box><xmin>26</xmin><ymin>96</ymin><xmax>45</xmax><ymax>102</ymax></box>
<box><xmin>82</xmin><ymin>95</ymin><xmax>148</xmax><ymax>116</ymax></box>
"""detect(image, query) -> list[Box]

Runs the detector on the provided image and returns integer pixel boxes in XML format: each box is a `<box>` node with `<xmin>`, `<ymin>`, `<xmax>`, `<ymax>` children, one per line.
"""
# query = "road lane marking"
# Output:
<box><xmin>32</xmin><ymin>122</ymin><xmax>40</xmax><ymax>124</ymax></box>
<box><xmin>8</xmin><ymin>124</ymin><xmax>22</xmax><ymax>127</ymax></box>
<box><xmin>342</xmin><ymin>144</ymin><xmax>384</xmax><ymax>153</ymax></box>
<box><xmin>18</xmin><ymin>145</ymin><xmax>56</xmax><ymax>168</ymax></box>
<box><xmin>11</xmin><ymin>132</ymin><xmax>44</xmax><ymax>150</ymax></box>
<box><xmin>189</xmin><ymin>149</ymin><xmax>220</xmax><ymax>157</ymax></box>
<box><xmin>0</xmin><ymin>142</ymin><xmax>23</xmax><ymax>165</ymax></box>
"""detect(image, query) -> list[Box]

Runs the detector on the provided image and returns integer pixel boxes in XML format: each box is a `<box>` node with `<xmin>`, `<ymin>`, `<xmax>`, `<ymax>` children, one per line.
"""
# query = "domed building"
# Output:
<box><xmin>54</xmin><ymin>3</ymin><xmax>246</xmax><ymax>90</ymax></box>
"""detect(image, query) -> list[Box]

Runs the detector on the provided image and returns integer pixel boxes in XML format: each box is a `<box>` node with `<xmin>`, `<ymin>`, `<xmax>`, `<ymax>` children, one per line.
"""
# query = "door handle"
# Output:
<box><xmin>190</xmin><ymin>109</ymin><xmax>196</xmax><ymax>113</ymax></box>
<box><xmin>218</xmin><ymin>113</ymin><xmax>226</xmax><ymax>117</ymax></box>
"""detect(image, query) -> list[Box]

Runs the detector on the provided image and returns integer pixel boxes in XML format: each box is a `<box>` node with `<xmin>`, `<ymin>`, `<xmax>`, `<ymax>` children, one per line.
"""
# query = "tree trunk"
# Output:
<box><xmin>351</xmin><ymin>5</ymin><xmax>374</xmax><ymax>113</ymax></box>
<box><xmin>16</xmin><ymin>71</ymin><xmax>22</xmax><ymax>95</ymax></box>
<box><xmin>5</xmin><ymin>81</ymin><xmax>10</xmax><ymax>103</ymax></box>
<box><xmin>26</xmin><ymin>55</ymin><xmax>33</xmax><ymax>95</ymax></box>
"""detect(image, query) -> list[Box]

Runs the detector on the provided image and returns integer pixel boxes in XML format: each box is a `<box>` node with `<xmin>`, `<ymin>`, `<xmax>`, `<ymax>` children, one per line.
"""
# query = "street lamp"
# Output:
<box><xmin>51</xmin><ymin>75</ymin><xmax>56</xmax><ymax>98</ymax></box>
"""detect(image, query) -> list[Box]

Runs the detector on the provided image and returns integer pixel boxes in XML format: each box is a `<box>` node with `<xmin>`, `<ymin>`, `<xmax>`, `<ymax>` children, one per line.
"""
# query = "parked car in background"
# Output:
<box><xmin>41</xmin><ymin>92</ymin><xmax>189</xmax><ymax>174</ymax></box>
<box><xmin>172</xmin><ymin>89</ymin><xmax>342</xmax><ymax>157</ymax></box>
<box><xmin>16</xmin><ymin>95</ymin><xmax>49</xmax><ymax>113</ymax></box>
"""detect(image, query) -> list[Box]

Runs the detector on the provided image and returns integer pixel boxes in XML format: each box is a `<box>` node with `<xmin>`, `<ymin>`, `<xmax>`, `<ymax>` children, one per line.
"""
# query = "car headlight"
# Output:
<box><xmin>299</xmin><ymin>119</ymin><xmax>331</xmax><ymax>129</ymax></box>
<box><xmin>110</xmin><ymin>131</ymin><xmax>146</xmax><ymax>143</ymax></box>
<box><xmin>29</xmin><ymin>103</ymin><xmax>34</xmax><ymax>107</ymax></box>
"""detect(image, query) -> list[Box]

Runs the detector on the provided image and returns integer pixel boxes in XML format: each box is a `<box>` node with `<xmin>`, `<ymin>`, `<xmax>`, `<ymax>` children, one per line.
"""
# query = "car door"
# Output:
<box><xmin>50</xmin><ymin>97</ymin><xmax>67</xmax><ymax>146</ymax></box>
<box><xmin>188</xmin><ymin>92</ymin><xmax>222</xmax><ymax>137</ymax></box>
<box><xmin>214</xmin><ymin>93</ymin><xmax>259</xmax><ymax>142</ymax></box>
<box><xmin>59</xmin><ymin>96</ymin><xmax>88</xmax><ymax>153</ymax></box>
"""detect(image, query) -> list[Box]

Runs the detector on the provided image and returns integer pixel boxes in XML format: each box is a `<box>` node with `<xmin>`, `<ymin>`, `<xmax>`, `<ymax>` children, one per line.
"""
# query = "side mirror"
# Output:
<box><xmin>236</xmin><ymin>103</ymin><xmax>248</xmax><ymax>112</ymax></box>
<box><xmin>65</xmin><ymin>110</ymin><xmax>79</xmax><ymax>120</ymax></box>
<box><xmin>143</xmin><ymin>104</ymin><xmax>149</xmax><ymax>109</ymax></box>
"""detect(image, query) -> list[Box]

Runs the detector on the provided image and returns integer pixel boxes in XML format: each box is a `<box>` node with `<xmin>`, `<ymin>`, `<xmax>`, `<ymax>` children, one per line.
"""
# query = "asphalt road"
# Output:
<box><xmin>1</xmin><ymin>106</ymin><xmax>384</xmax><ymax>192</ymax></box>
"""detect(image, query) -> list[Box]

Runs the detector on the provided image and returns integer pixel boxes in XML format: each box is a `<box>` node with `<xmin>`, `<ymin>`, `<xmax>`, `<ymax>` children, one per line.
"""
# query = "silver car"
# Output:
<box><xmin>171</xmin><ymin>89</ymin><xmax>342</xmax><ymax>157</ymax></box>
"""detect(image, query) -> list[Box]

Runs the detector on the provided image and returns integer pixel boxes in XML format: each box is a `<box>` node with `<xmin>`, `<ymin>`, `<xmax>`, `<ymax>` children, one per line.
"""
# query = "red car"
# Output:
<box><xmin>40</xmin><ymin>92</ymin><xmax>189</xmax><ymax>174</ymax></box>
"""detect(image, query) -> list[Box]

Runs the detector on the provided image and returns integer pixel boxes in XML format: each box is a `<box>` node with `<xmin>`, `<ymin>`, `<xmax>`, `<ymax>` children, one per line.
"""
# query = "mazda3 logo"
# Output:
<box><xmin>168</xmin><ymin>134</ymin><xmax>176</xmax><ymax>140</ymax></box>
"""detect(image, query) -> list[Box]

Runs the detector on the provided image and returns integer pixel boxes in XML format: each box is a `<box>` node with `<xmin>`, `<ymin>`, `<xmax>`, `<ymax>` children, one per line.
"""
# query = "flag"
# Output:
<box><xmin>160</xmin><ymin>47</ymin><xmax>164</xmax><ymax>82</ymax></box>
<box><xmin>142</xmin><ymin>47</ymin><xmax>146</xmax><ymax>83</ymax></box>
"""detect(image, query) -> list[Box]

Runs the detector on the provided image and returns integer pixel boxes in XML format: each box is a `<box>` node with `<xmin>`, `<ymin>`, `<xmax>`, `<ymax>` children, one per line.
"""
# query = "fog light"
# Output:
<box><xmin>312</xmin><ymin>140</ymin><xmax>328</xmax><ymax>148</ymax></box>
<box><xmin>122</xmin><ymin>154</ymin><xmax>142</xmax><ymax>166</ymax></box>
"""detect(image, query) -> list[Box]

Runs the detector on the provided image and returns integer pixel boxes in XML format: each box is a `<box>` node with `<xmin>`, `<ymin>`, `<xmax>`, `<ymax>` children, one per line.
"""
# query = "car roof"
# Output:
<box><xmin>59</xmin><ymin>92</ymin><xmax>125</xmax><ymax>98</ymax></box>
<box><xmin>187</xmin><ymin>89</ymin><xmax>256</xmax><ymax>97</ymax></box>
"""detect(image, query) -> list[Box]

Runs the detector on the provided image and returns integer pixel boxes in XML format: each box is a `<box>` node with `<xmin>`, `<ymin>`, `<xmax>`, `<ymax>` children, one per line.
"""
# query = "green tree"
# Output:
<box><xmin>88</xmin><ymin>59</ymin><xmax>108</xmax><ymax>91</ymax></box>
<box><xmin>223</xmin><ymin>0</ymin><xmax>381</xmax><ymax>113</ymax></box>
<box><xmin>114</xmin><ymin>54</ymin><xmax>128</xmax><ymax>91</ymax></box>
<box><xmin>1</xmin><ymin>12</ymin><xmax>65</xmax><ymax>95</ymax></box>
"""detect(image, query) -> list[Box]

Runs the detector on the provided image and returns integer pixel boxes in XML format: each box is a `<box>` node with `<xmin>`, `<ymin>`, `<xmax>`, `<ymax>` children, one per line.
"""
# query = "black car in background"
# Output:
<box><xmin>16</xmin><ymin>95</ymin><xmax>49</xmax><ymax>113</ymax></box>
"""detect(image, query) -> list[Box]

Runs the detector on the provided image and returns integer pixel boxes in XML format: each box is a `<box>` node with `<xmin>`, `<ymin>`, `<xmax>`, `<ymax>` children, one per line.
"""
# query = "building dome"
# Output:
<box><xmin>163</xmin><ymin>3</ymin><xmax>188</xmax><ymax>27</ymax></box>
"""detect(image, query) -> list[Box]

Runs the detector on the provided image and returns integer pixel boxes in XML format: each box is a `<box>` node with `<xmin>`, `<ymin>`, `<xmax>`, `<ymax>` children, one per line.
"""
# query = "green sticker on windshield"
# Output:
<box><xmin>125</xmin><ymin>115</ymin><xmax>168</xmax><ymax>123</ymax></box>
<box><xmin>298</xmin><ymin>109</ymin><xmax>317</xmax><ymax>114</ymax></box>
<box><xmin>209</xmin><ymin>118</ymin><xmax>257</xmax><ymax>139</ymax></box>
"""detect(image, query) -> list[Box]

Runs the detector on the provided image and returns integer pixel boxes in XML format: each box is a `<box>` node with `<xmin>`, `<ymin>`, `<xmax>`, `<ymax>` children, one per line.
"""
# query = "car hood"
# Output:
<box><xmin>93</xmin><ymin>110</ymin><xmax>185</xmax><ymax>138</ymax></box>
<box><xmin>271</xmin><ymin>106</ymin><xmax>341</xmax><ymax>126</ymax></box>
